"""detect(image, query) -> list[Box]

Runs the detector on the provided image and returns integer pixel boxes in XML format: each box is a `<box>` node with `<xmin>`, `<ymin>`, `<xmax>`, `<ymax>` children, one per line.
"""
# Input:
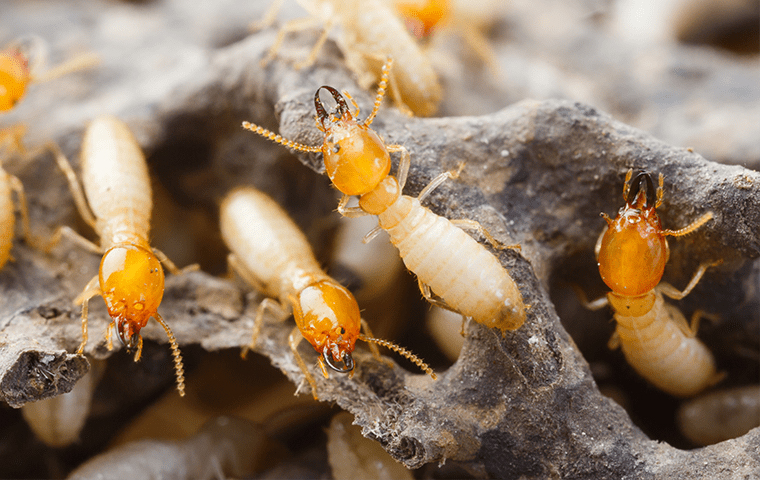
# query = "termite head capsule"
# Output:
<box><xmin>99</xmin><ymin>244</ymin><xmax>165</xmax><ymax>349</ymax></box>
<box><xmin>597</xmin><ymin>171</ymin><xmax>667</xmax><ymax>296</ymax></box>
<box><xmin>315</xmin><ymin>86</ymin><xmax>391</xmax><ymax>197</ymax></box>
<box><xmin>0</xmin><ymin>48</ymin><xmax>30</xmax><ymax>111</ymax></box>
<box><xmin>293</xmin><ymin>279</ymin><xmax>361</xmax><ymax>374</ymax></box>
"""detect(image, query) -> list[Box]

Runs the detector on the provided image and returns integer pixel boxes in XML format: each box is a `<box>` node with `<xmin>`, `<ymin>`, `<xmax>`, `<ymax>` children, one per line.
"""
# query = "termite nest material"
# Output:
<box><xmin>1</xmin><ymin>1</ymin><xmax>759</xmax><ymax>478</ymax></box>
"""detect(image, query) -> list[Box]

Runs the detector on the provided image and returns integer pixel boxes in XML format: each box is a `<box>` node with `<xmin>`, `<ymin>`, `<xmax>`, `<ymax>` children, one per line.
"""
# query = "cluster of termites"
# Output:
<box><xmin>2</xmin><ymin>18</ymin><xmax>752</xmax><ymax>459</ymax></box>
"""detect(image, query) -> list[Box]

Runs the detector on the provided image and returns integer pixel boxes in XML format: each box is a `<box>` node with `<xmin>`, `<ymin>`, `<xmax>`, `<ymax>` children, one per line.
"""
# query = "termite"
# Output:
<box><xmin>584</xmin><ymin>169</ymin><xmax>722</xmax><ymax>397</ymax></box>
<box><xmin>220</xmin><ymin>186</ymin><xmax>436</xmax><ymax>399</ymax></box>
<box><xmin>1</xmin><ymin>36</ymin><xmax>99</xmax><ymax>111</ymax></box>
<box><xmin>242</xmin><ymin>57</ymin><xmax>526</xmax><ymax>334</ymax></box>
<box><xmin>677</xmin><ymin>385</ymin><xmax>760</xmax><ymax>445</ymax></box>
<box><xmin>0</xmin><ymin>125</ymin><xmax>34</xmax><ymax>269</ymax></box>
<box><xmin>257</xmin><ymin>0</ymin><xmax>441</xmax><ymax>116</ymax></box>
<box><xmin>49</xmin><ymin>115</ymin><xmax>195</xmax><ymax>397</ymax></box>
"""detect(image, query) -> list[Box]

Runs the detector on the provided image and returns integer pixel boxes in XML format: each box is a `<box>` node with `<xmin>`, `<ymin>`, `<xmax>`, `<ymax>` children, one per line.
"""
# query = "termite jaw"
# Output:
<box><xmin>323</xmin><ymin>349</ymin><xmax>355</xmax><ymax>373</ymax></box>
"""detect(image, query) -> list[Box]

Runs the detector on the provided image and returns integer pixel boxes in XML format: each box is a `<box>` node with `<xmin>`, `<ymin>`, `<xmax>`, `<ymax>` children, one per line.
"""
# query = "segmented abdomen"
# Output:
<box><xmin>220</xmin><ymin>187</ymin><xmax>324</xmax><ymax>299</ymax></box>
<box><xmin>81</xmin><ymin>116</ymin><xmax>151</xmax><ymax>249</ymax></box>
<box><xmin>379</xmin><ymin>195</ymin><xmax>525</xmax><ymax>331</ymax></box>
<box><xmin>615</xmin><ymin>292</ymin><xmax>717</xmax><ymax>397</ymax></box>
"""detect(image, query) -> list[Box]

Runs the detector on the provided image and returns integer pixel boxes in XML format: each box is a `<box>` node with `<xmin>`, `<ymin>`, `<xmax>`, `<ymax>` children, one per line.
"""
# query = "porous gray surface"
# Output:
<box><xmin>1</xmin><ymin>0</ymin><xmax>758</xmax><ymax>478</ymax></box>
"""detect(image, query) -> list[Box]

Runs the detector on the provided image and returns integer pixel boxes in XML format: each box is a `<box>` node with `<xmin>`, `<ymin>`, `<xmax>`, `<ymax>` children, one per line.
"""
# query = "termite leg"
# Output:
<box><xmin>457</xmin><ymin>22</ymin><xmax>501</xmax><ymax>78</ymax></box>
<box><xmin>45</xmin><ymin>225</ymin><xmax>101</xmax><ymax>254</ymax></box>
<box><xmin>666</xmin><ymin>305</ymin><xmax>721</xmax><ymax>338</ymax></box>
<box><xmin>361</xmin><ymin>225</ymin><xmax>383</xmax><ymax>244</ymax></box>
<box><xmin>387</xmin><ymin>144</ymin><xmax>410</xmax><ymax>190</ymax></box>
<box><xmin>361</xmin><ymin>51</ymin><xmax>412</xmax><ymax>117</ymax></box>
<box><xmin>416</xmin><ymin>166</ymin><xmax>458</xmax><ymax>203</ymax></box>
<box><xmin>607</xmin><ymin>331</ymin><xmax>620</xmax><ymax>350</ymax></box>
<box><xmin>260</xmin><ymin>16</ymin><xmax>323</xmax><ymax>67</ymax></box>
<box><xmin>75</xmin><ymin>275</ymin><xmax>101</xmax><ymax>355</ymax></box>
<box><xmin>50</xmin><ymin>144</ymin><xmax>97</xmax><ymax>228</ymax></box>
<box><xmin>573</xmin><ymin>284</ymin><xmax>610</xmax><ymax>311</ymax></box>
<box><xmin>241</xmin><ymin>298</ymin><xmax>289</xmax><ymax>359</ymax></box>
<box><xmin>359</xmin><ymin>319</ymin><xmax>384</xmax><ymax>363</ymax></box>
<box><xmin>288</xmin><ymin>327</ymin><xmax>319</xmax><ymax>400</ymax></box>
<box><xmin>418</xmin><ymin>279</ymin><xmax>458</xmax><ymax>312</ymax></box>
<box><xmin>31</xmin><ymin>52</ymin><xmax>99</xmax><ymax>84</ymax></box>
<box><xmin>152</xmin><ymin>247</ymin><xmax>199</xmax><ymax>275</ymax></box>
<box><xmin>250</xmin><ymin>0</ymin><xmax>285</xmax><ymax>32</ymax></box>
<box><xmin>337</xmin><ymin>194</ymin><xmax>369</xmax><ymax>218</ymax></box>
<box><xmin>657</xmin><ymin>261</ymin><xmax>721</xmax><ymax>301</ymax></box>
<box><xmin>227</xmin><ymin>253</ymin><xmax>265</xmax><ymax>292</ymax></box>
<box><xmin>8</xmin><ymin>175</ymin><xmax>33</xmax><ymax>246</ymax></box>
<box><xmin>450</xmin><ymin>219</ymin><xmax>520</xmax><ymax>251</ymax></box>
<box><xmin>105</xmin><ymin>321</ymin><xmax>115</xmax><ymax>351</ymax></box>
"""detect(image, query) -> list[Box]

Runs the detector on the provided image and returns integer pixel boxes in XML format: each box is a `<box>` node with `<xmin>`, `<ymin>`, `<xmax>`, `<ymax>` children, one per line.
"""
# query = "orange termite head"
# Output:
<box><xmin>292</xmin><ymin>279</ymin><xmax>361</xmax><ymax>374</ymax></box>
<box><xmin>0</xmin><ymin>47</ymin><xmax>31</xmax><ymax>111</ymax></box>
<box><xmin>396</xmin><ymin>0</ymin><xmax>450</xmax><ymax>39</ymax></box>
<box><xmin>99</xmin><ymin>244</ymin><xmax>165</xmax><ymax>350</ymax></box>
<box><xmin>314</xmin><ymin>86</ymin><xmax>392</xmax><ymax>197</ymax></box>
<box><xmin>597</xmin><ymin>171</ymin><xmax>668</xmax><ymax>297</ymax></box>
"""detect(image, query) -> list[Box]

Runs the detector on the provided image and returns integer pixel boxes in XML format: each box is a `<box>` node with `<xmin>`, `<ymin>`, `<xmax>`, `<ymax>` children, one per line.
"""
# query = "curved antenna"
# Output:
<box><xmin>323</xmin><ymin>349</ymin><xmax>355</xmax><ymax>373</ymax></box>
<box><xmin>627</xmin><ymin>171</ymin><xmax>656</xmax><ymax>208</ymax></box>
<box><xmin>359</xmin><ymin>334</ymin><xmax>437</xmax><ymax>380</ymax></box>
<box><xmin>154</xmin><ymin>313</ymin><xmax>186</xmax><ymax>397</ymax></box>
<box><xmin>241</xmin><ymin>121</ymin><xmax>322</xmax><ymax>153</ymax></box>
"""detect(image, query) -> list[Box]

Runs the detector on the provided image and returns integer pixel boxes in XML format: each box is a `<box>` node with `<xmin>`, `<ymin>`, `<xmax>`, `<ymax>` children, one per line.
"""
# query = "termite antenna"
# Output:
<box><xmin>359</xmin><ymin>334</ymin><xmax>437</xmax><ymax>380</ymax></box>
<box><xmin>364</xmin><ymin>56</ymin><xmax>393</xmax><ymax>126</ymax></box>
<box><xmin>155</xmin><ymin>313</ymin><xmax>186</xmax><ymax>397</ymax></box>
<box><xmin>241</xmin><ymin>121</ymin><xmax>322</xmax><ymax>153</ymax></box>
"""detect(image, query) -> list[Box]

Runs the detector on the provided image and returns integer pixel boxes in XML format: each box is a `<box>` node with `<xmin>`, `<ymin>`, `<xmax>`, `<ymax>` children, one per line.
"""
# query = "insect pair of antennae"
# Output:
<box><xmin>154</xmin><ymin>313</ymin><xmax>186</xmax><ymax>397</ymax></box>
<box><xmin>358</xmin><ymin>334</ymin><xmax>437</xmax><ymax>380</ymax></box>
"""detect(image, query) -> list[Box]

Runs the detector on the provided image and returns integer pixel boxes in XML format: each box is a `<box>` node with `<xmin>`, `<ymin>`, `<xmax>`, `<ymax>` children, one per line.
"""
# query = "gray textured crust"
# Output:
<box><xmin>1</xmin><ymin>1</ymin><xmax>759</xmax><ymax>478</ymax></box>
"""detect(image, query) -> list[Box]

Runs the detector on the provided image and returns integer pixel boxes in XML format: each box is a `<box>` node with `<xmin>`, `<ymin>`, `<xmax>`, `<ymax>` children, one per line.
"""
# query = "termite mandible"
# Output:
<box><xmin>242</xmin><ymin>57</ymin><xmax>526</xmax><ymax>334</ymax></box>
<box><xmin>50</xmin><ymin>115</ymin><xmax>196</xmax><ymax>397</ymax></box>
<box><xmin>220</xmin><ymin>186</ymin><xmax>436</xmax><ymax>399</ymax></box>
<box><xmin>585</xmin><ymin>169</ymin><xmax>723</xmax><ymax>397</ymax></box>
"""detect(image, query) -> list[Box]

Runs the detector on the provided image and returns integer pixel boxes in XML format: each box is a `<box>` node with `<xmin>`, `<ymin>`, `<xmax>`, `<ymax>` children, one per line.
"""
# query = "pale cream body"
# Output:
<box><xmin>612</xmin><ymin>290</ymin><xmax>718</xmax><ymax>397</ymax></box>
<box><xmin>298</xmin><ymin>0</ymin><xmax>441</xmax><ymax>115</ymax></box>
<box><xmin>219</xmin><ymin>188</ymin><xmax>328</xmax><ymax>305</ymax></box>
<box><xmin>378</xmin><ymin>194</ymin><xmax>525</xmax><ymax>331</ymax></box>
<box><xmin>80</xmin><ymin>115</ymin><xmax>151</xmax><ymax>250</ymax></box>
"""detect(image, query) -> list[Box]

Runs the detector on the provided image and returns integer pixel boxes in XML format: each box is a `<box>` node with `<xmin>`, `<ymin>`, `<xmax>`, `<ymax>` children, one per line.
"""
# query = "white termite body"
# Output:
<box><xmin>264</xmin><ymin>0</ymin><xmax>441</xmax><ymax>116</ymax></box>
<box><xmin>220</xmin><ymin>187</ymin><xmax>332</xmax><ymax>303</ymax></box>
<box><xmin>612</xmin><ymin>289</ymin><xmax>719</xmax><ymax>397</ymax></box>
<box><xmin>80</xmin><ymin>116</ymin><xmax>152</xmax><ymax>250</ymax></box>
<box><xmin>377</xmin><ymin>192</ymin><xmax>525</xmax><ymax>332</ymax></box>
<box><xmin>52</xmin><ymin>114</ymin><xmax>189</xmax><ymax>396</ymax></box>
<box><xmin>677</xmin><ymin>385</ymin><xmax>760</xmax><ymax>445</ymax></box>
